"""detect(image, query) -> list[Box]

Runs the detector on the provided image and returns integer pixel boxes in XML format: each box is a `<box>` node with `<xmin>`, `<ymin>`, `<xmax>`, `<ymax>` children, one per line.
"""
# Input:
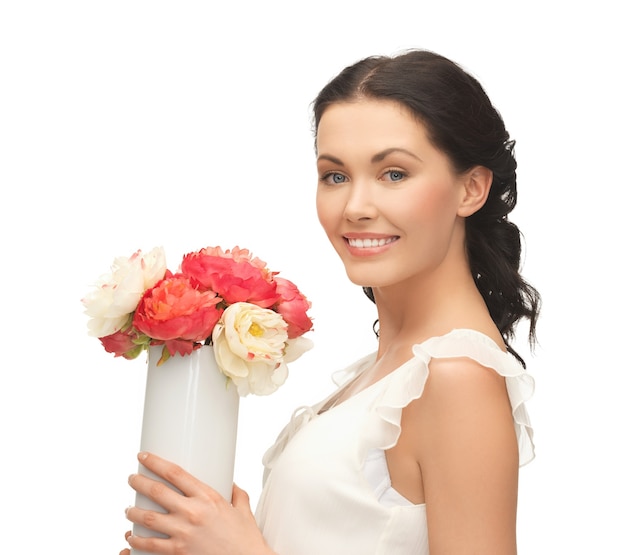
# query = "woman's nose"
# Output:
<box><xmin>343</xmin><ymin>181</ymin><xmax>378</xmax><ymax>222</ymax></box>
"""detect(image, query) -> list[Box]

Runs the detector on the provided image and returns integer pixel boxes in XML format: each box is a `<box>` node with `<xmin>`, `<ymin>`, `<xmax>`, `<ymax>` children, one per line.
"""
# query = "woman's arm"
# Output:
<box><xmin>410</xmin><ymin>357</ymin><xmax>519</xmax><ymax>555</ymax></box>
<box><xmin>122</xmin><ymin>452</ymin><xmax>277</xmax><ymax>555</ymax></box>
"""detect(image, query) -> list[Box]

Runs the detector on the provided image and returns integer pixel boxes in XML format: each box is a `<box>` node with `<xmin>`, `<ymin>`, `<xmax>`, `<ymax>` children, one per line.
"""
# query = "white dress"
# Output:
<box><xmin>256</xmin><ymin>329</ymin><xmax>535</xmax><ymax>555</ymax></box>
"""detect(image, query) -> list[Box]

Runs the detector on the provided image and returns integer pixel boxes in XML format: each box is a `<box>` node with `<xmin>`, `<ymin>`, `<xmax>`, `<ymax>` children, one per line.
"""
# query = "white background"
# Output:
<box><xmin>1</xmin><ymin>1</ymin><xmax>624</xmax><ymax>553</ymax></box>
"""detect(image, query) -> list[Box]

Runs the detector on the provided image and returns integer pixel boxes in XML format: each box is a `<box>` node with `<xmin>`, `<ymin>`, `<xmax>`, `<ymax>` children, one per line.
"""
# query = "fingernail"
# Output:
<box><xmin>138</xmin><ymin>452</ymin><xmax>148</xmax><ymax>461</ymax></box>
<box><xmin>128</xmin><ymin>474</ymin><xmax>135</xmax><ymax>483</ymax></box>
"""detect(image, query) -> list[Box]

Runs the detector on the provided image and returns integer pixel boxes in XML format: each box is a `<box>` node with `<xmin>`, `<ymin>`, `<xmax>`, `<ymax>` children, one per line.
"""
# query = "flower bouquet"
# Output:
<box><xmin>83</xmin><ymin>246</ymin><xmax>313</xmax><ymax>551</ymax></box>
<box><xmin>83</xmin><ymin>245</ymin><xmax>313</xmax><ymax>395</ymax></box>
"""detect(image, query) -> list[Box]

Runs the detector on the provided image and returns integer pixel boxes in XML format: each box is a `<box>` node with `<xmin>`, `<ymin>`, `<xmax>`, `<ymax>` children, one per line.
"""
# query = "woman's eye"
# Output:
<box><xmin>383</xmin><ymin>169</ymin><xmax>405</xmax><ymax>182</ymax></box>
<box><xmin>322</xmin><ymin>172</ymin><xmax>347</xmax><ymax>185</ymax></box>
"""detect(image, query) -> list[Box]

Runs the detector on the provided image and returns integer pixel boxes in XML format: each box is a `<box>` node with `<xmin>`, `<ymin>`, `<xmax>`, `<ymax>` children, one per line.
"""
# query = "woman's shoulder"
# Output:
<box><xmin>415</xmin><ymin>354</ymin><xmax>513</xmax><ymax>423</ymax></box>
<box><xmin>406</xmin><ymin>327</ymin><xmax>535</xmax><ymax>466</ymax></box>
<box><xmin>405</xmin><ymin>329</ymin><xmax>516</xmax><ymax>427</ymax></box>
<box><xmin>414</xmin><ymin>328</ymin><xmax>524</xmax><ymax>376</ymax></box>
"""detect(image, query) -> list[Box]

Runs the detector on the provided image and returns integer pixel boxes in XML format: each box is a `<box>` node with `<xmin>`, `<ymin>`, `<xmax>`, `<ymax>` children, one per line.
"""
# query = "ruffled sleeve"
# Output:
<box><xmin>369</xmin><ymin>329</ymin><xmax>535</xmax><ymax>467</ymax></box>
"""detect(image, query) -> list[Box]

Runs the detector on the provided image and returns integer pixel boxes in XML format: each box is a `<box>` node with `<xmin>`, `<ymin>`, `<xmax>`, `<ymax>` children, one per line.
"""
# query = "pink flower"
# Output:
<box><xmin>274</xmin><ymin>277</ymin><xmax>313</xmax><ymax>338</ymax></box>
<box><xmin>181</xmin><ymin>246</ymin><xmax>279</xmax><ymax>308</ymax></box>
<box><xmin>133</xmin><ymin>274</ymin><xmax>223</xmax><ymax>346</ymax></box>
<box><xmin>99</xmin><ymin>327</ymin><xmax>149</xmax><ymax>360</ymax></box>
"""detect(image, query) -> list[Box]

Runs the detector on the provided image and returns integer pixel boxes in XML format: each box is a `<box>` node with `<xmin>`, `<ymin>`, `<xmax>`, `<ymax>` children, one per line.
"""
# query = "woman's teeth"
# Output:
<box><xmin>347</xmin><ymin>237</ymin><xmax>396</xmax><ymax>248</ymax></box>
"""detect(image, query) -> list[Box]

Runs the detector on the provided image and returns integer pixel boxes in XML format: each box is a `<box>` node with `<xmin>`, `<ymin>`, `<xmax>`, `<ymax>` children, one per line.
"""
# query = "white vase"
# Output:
<box><xmin>132</xmin><ymin>344</ymin><xmax>240</xmax><ymax>553</ymax></box>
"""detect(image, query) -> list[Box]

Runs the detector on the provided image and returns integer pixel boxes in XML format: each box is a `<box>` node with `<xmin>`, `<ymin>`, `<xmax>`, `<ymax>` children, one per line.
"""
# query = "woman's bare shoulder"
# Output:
<box><xmin>405</xmin><ymin>356</ymin><xmax>519</xmax><ymax>553</ymax></box>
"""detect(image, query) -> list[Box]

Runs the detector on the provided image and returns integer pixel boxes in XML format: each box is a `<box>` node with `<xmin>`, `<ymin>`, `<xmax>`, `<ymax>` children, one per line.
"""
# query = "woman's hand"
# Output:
<box><xmin>123</xmin><ymin>452</ymin><xmax>275</xmax><ymax>555</ymax></box>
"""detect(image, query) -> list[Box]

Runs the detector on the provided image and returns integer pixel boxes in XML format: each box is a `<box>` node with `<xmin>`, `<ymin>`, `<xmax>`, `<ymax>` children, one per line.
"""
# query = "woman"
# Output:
<box><xmin>123</xmin><ymin>50</ymin><xmax>540</xmax><ymax>555</ymax></box>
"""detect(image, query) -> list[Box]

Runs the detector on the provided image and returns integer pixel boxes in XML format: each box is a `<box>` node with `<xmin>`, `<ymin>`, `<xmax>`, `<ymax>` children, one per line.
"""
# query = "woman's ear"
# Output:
<box><xmin>457</xmin><ymin>166</ymin><xmax>493</xmax><ymax>217</ymax></box>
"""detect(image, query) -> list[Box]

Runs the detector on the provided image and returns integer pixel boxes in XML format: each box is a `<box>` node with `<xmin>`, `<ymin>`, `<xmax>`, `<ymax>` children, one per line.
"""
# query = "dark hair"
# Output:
<box><xmin>313</xmin><ymin>50</ymin><xmax>540</xmax><ymax>366</ymax></box>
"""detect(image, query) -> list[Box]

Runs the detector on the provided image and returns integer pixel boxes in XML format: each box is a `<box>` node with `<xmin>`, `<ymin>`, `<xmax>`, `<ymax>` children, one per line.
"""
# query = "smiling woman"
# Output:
<box><xmin>315</xmin><ymin>99</ymin><xmax>477</xmax><ymax>295</ymax></box>
<box><xmin>122</xmin><ymin>50</ymin><xmax>540</xmax><ymax>555</ymax></box>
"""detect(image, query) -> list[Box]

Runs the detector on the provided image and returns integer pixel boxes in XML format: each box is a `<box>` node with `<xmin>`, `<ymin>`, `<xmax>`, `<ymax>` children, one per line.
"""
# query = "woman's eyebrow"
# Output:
<box><xmin>371</xmin><ymin>147</ymin><xmax>421</xmax><ymax>163</ymax></box>
<box><xmin>317</xmin><ymin>148</ymin><xmax>421</xmax><ymax>166</ymax></box>
<box><xmin>317</xmin><ymin>154</ymin><xmax>344</xmax><ymax>165</ymax></box>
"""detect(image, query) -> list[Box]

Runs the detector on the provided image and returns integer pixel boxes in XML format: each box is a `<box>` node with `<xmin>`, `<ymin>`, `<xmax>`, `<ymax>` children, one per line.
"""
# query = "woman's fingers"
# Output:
<box><xmin>125</xmin><ymin>504</ymin><xmax>175</xmax><ymax>537</ymax></box>
<box><xmin>136</xmin><ymin>452</ymin><xmax>213</xmax><ymax>499</ymax></box>
<box><xmin>128</xmin><ymin>471</ymin><xmax>184</xmax><ymax>513</ymax></box>
<box><xmin>125</xmin><ymin>532</ymin><xmax>171</xmax><ymax>555</ymax></box>
<box><xmin>119</xmin><ymin>530</ymin><xmax>131</xmax><ymax>555</ymax></box>
<box><xmin>231</xmin><ymin>483</ymin><xmax>253</xmax><ymax>517</ymax></box>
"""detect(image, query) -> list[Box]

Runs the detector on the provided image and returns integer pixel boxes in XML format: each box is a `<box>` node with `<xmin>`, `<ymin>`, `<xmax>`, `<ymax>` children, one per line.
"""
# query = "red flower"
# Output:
<box><xmin>274</xmin><ymin>277</ymin><xmax>313</xmax><ymax>338</ymax></box>
<box><xmin>181</xmin><ymin>246</ymin><xmax>279</xmax><ymax>308</ymax></box>
<box><xmin>99</xmin><ymin>327</ymin><xmax>148</xmax><ymax>360</ymax></box>
<box><xmin>133</xmin><ymin>274</ymin><xmax>223</xmax><ymax>345</ymax></box>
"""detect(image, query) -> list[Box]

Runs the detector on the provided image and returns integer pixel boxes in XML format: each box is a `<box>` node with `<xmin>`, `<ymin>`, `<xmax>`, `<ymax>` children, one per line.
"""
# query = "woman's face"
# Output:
<box><xmin>315</xmin><ymin>99</ymin><xmax>469</xmax><ymax>292</ymax></box>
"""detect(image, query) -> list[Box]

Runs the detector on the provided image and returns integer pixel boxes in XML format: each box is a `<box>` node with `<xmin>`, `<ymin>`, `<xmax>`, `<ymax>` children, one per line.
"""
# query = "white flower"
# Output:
<box><xmin>212</xmin><ymin>302</ymin><xmax>298</xmax><ymax>396</ymax></box>
<box><xmin>283</xmin><ymin>336</ymin><xmax>314</xmax><ymax>363</ymax></box>
<box><xmin>139</xmin><ymin>246</ymin><xmax>168</xmax><ymax>290</ymax></box>
<box><xmin>82</xmin><ymin>247</ymin><xmax>167</xmax><ymax>337</ymax></box>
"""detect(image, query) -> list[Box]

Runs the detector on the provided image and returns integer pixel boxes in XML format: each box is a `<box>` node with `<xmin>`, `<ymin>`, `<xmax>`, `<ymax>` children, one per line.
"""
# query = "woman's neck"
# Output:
<box><xmin>372</xmin><ymin>262</ymin><xmax>501</xmax><ymax>356</ymax></box>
